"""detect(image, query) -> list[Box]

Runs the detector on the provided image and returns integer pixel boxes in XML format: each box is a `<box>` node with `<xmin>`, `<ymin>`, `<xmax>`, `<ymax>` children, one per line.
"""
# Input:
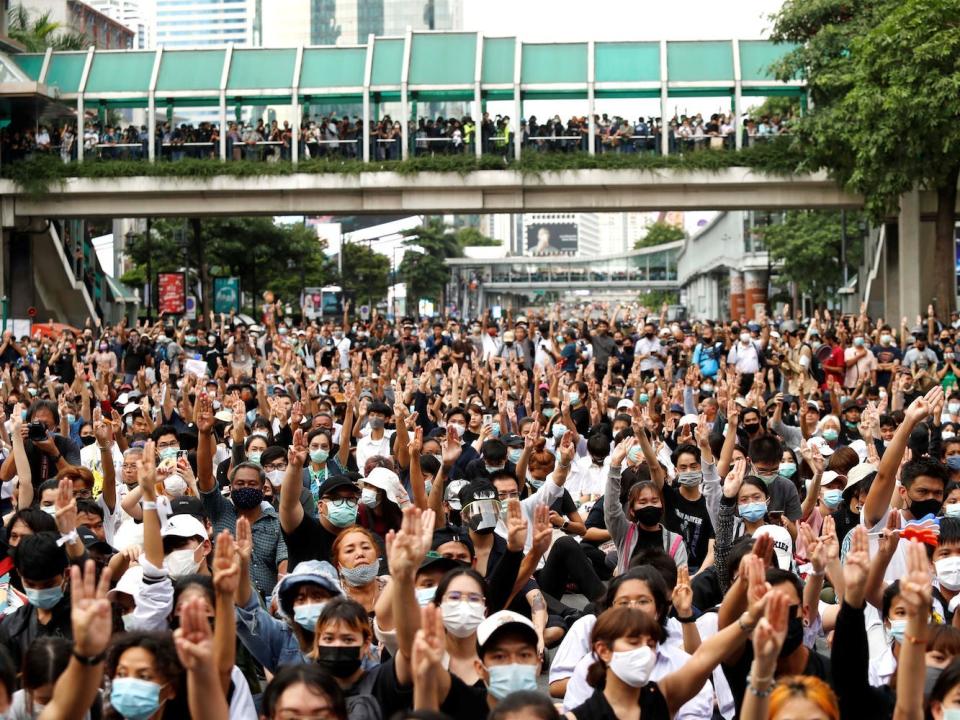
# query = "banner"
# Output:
<box><xmin>526</xmin><ymin>222</ymin><xmax>578</xmax><ymax>255</ymax></box>
<box><xmin>213</xmin><ymin>277</ymin><xmax>240</xmax><ymax>314</ymax></box>
<box><xmin>157</xmin><ymin>273</ymin><xmax>186</xmax><ymax>315</ymax></box>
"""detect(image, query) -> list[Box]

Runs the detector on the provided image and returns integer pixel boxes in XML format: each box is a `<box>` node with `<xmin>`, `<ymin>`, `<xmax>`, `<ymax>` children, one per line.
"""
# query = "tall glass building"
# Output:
<box><xmin>155</xmin><ymin>0</ymin><xmax>260</xmax><ymax>48</ymax></box>
<box><xmin>311</xmin><ymin>0</ymin><xmax>461</xmax><ymax>46</ymax></box>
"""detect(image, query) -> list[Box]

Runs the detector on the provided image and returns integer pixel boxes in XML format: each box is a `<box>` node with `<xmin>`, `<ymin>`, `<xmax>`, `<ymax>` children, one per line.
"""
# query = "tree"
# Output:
<box><xmin>122</xmin><ymin>217</ymin><xmax>332</xmax><ymax>321</ymax></box>
<box><xmin>338</xmin><ymin>242</ymin><xmax>390</xmax><ymax>307</ymax></box>
<box><xmin>758</xmin><ymin>210</ymin><xmax>864</xmax><ymax>308</ymax></box>
<box><xmin>633</xmin><ymin>222</ymin><xmax>685</xmax><ymax>249</ymax></box>
<box><xmin>454</xmin><ymin>226</ymin><xmax>500</xmax><ymax>248</ymax></box>
<box><xmin>8</xmin><ymin>5</ymin><xmax>88</xmax><ymax>51</ymax></box>
<box><xmin>771</xmin><ymin>0</ymin><xmax>960</xmax><ymax>312</ymax></box>
<box><xmin>399</xmin><ymin>218</ymin><xmax>464</xmax><ymax>308</ymax></box>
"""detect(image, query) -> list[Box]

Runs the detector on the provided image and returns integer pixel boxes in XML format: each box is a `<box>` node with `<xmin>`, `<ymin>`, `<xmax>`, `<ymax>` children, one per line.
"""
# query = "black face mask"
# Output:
<box><xmin>909</xmin><ymin>497</ymin><xmax>942</xmax><ymax>520</ymax></box>
<box><xmin>316</xmin><ymin>645</ymin><xmax>362</xmax><ymax>678</ymax></box>
<box><xmin>743</xmin><ymin>423</ymin><xmax>761</xmax><ymax>435</ymax></box>
<box><xmin>780</xmin><ymin>615</ymin><xmax>804</xmax><ymax>657</ymax></box>
<box><xmin>633</xmin><ymin>506</ymin><xmax>662</xmax><ymax>527</ymax></box>
<box><xmin>645</xmin><ymin>332</ymin><xmax>655</xmax><ymax>339</ymax></box>
<box><xmin>80</xmin><ymin>435</ymin><xmax>97</xmax><ymax>447</ymax></box>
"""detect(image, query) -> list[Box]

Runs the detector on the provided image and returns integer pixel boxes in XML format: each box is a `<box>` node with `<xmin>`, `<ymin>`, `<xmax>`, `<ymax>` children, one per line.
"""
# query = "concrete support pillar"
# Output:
<box><xmin>729</xmin><ymin>268</ymin><xmax>745</xmax><ymax>321</ymax></box>
<box><xmin>744</xmin><ymin>269</ymin><xmax>768</xmax><ymax>320</ymax></box>
<box><xmin>897</xmin><ymin>189</ymin><xmax>937</xmax><ymax>321</ymax></box>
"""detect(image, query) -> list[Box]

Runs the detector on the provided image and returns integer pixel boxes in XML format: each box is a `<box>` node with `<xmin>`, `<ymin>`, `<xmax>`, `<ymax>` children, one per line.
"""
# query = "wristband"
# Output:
<box><xmin>57</xmin><ymin>530</ymin><xmax>79</xmax><ymax>547</ymax></box>
<box><xmin>746</xmin><ymin>679</ymin><xmax>775</xmax><ymax>697</ymax></box>
<box><xmin>71</xmin><ymin>649</ymin><xmax>107</xmax><ymax>666</ymax></box>
<box><xmin>738</xmin><ymin>612</ymin><xmax>757</xmax><ymax>633</ymax></box>
<box><xmin>676</xmin><ymin>614</ymin><xmax>698</xmax><ymax>624</ymax></box>
<box><xmin>808</xmin><ymin>568</ymin><xmax>825</xmax><ymax>577</ymax></box>
<box><xmin>141</xmin><ymin>500</ymin><xmax>157</xmax><ymax>511</ymax></box>
<box><xmin>904</xmin><ymin>632</ymin><xmax>927</xmax><ymax>645</ymax></box>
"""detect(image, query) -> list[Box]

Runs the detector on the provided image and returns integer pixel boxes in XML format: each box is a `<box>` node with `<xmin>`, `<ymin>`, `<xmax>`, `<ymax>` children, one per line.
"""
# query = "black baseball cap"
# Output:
<box><xmin>417</xmin><ymin>550</ymin><xmax>466</xmax><ymax>576</ymax></box>
<box><xmin>318</xmin><ymin>474</ymin><xmax>361</xmax><ymax>498</ymax></box>
<box><xmin>168</xmin><ymin>495</ymin><xmax>207</xmax><ymax>521</ymax></box>
<box><xmin>431</xmin><ymin>526</ymin><xmax>476</xmax><ymax>558</ymax></box>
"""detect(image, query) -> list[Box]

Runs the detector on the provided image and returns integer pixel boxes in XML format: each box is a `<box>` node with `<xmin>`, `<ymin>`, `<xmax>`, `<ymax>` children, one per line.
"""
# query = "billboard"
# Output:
<box><xmin>157</xmin><ymin>273</ymin><xmax>186</xmax><ymax>315</ymax></box>
<box><xmin>526</xmin><ymin>222</ymin><xmax>578</xmax><ymax>255</ymax></box>
<box><xmin>213</xmin><ymin>277</ymin><xmax>241</xmax><ymax>314</ymax></box>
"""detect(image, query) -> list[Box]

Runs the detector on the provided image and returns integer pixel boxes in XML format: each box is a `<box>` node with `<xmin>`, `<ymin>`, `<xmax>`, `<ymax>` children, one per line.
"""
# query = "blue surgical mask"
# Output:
<box><xmin>484</xmin><ymin>464</ymin><xmax>505</xmax><ymax>475</ymax></box>
<box><xmin>542</xmin><ymin>408</ymin><xmax>556</xmax><ymax>418</ymax></box>
<box><xmin>627</xmin><ymin>446</ymin><xmax>643</xmax><ymax>464</ymax></box>
<box><xmin>508</xmin><ymin>448</ymin><xmax>523</xmax><ymax>464</ymax></box>
<box><xmin>486</xmin><ymin>663</ymin><xmax>539</xmax><ymax>700</ymax></box>
<box><xmin>293</xmin><ymin>602</ymin><xmax>326</xmax><ymax>631</ymax></box>
<box><xmin>66</xmin><ymin>413</ymin><xmax>76</xmax><ymax>425</ymax></box>
<box><xmin>569</xmin><ymin>393</ymin><xmax>580</xmax><ymax>406</ymax></box>
<box><xmin>638</xmin><ymin>393</ymin><xmax>649</xmax><ymax>405</ymax></box>
<box><xmin>247</xmin><ymin>451</ymin><xmax>262</xmax><ymax>465</ymax></box>
<box><xmin>158</xmin><ymin>447</ymin><xmax>178</xmax><ymax>462</ymax></box>
<box><xmin>822</xmin><ymin>429</ymin><xmax>839</xmax><ymax>442</ymax></box>
<box><xmin>738</xmin><ymin>502</ymin><xmax>767</xmax><ymax>523</ymax></box>
<box><xmin>490</xmin><ymin>423</ymin><xmax>501</xmax><ymax>438</ymax></box>
<box><xmin>888</xmin><ymin>619</ymin><xmax>907</xmax><ymax>645</ymax></box>
<box><xmin>310</xmin><ymin>449</ymin><xmax>329</xmax><ymax>464</ymax></box>
<box><xmin>416</xmin><ymin>586</ymin><xmax>437</xmax><ymax>607</ymax></box>
<box><xmin>24</xmin><ymin>585</ymin><xmax>63</xmax><ymax>610</ymax></box>
<box><xmin>779</xmin><ymin>462</ymin><xmax>797</xmax><ymax>478</ymax></box>
<box><xmin>822</xmin><ymin>489</ymin><xmax>843</xmax><ymax>508</ymax></box>
<box><xmin>552</xmin><ymin>423</ymin><xmax>567</xmax><ymax>441</ymax></box>
<box><xmin>947</xmin><ymin>456</ymin><xmax>960</xmax><ymax>471</ymax></box>
<box><xmin>109</xmin><ymin>677</ymin><xmax>163</xmax><ymax>720</ymax></box>
<box><xmin>325</xmin><ymin>500</ymin><xmax>358</xmax><ymax>528</ymax></box>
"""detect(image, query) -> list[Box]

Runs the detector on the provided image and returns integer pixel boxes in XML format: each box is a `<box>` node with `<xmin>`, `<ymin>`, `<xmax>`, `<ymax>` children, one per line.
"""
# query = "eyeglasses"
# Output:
<box><xmin>263</xmin><ymin>463</ymin><xmax>287</xmax><ymax>472</ymax></box>
<box><xmin>497</xmin><ymin>491</ymin><xmax>519</xmax><ymax>502</ymax></box>
<box><xmin>612</xmin><ymin>597</ymin><xmax>654</xmax><ymax>609</ymax></box>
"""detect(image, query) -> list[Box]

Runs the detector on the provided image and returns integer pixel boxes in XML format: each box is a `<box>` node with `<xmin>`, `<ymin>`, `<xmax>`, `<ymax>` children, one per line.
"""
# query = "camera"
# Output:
<box><xmin>27</xmin><ymin>422</ymin><xmax>48</xmax><ymax>441</ymax></box>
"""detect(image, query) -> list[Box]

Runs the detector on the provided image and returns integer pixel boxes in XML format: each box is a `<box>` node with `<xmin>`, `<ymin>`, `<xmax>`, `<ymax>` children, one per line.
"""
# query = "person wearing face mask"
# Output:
<box><xmin>862</xmin><ymin>386</ymin><xmax>948</xmax><ymax>584</ymax></box>
<box><xmin>832</xmin><ymin>463</ymin><xmax>875</xmax><ymax>547</ymax></box>
<box><xmin>332</xmin><ymin>527</ymin><xmax>384</xmax><ymax>614</ymax></box>
<box><xmin>0</xmin><ymin>533</ymin><xmax>72</xmax><ymax>663</ymax></box>
<box><xmin>727</xmin><ymin>324</ymin><xmax>767</xmax><ymax>395</ymax></box>
<box><xmin>571</xmin><ymin>596</ymin><xmax>766</xmax><ymax>720</ymax></box>
<box><xmin>358</xmin><ymin>465</ymin><xmax>409</xmax><ymax>537</ymax></box>
<box><xmin>844</xmin><ymin>333</ymin><xmax>877</xmax><ymax>391</ymax></box>
<box><xmin>105</xmin><ymin>632</ymin><xmax>190</xmax><ymax>720</ymax></box>
<box><xmin>259</xmin><ymin>446</ymin><xmax>317</xmax><ymax>519</ymax></box>
<box><xmin>739</xmin><ymin>408</ymin><xmax>766</xmax><ymax>448</ymax></box>
<box><xmin>606</xmin><ymin>437</ymin><xmax>689</xmax><ymax>574</ymax></box>
<box><xmin>356</xmin><ymin>402</ymin><xmax>394</xmax><ymax>475</ymax></box>
<box><xmin>635</xmin><ymin>323</ymin><xmax>666</xmax><ymax>377</ymax></box>
<box><xmin>301</xmin><ymin>428</ymin><xmax>347</xmax><ymax>504</ymax></box>
<box><xmin>871</xmin><ymin>326</ymin><xmax>903</xmax><ymax>390</ymax></box>
<box><xmin>279</xmin><ymin>430</ymin><xmax>363</xmax><ymax>571</ymax></box>
<box><xmin>746</xmin><ymin>435</ymin><xmax>802</xmax><ymax>532</ymax></box>
<box><xmin>660</xmin><ymin>440</ymin><xmax>717</xmax><ymax>574</ymax></box>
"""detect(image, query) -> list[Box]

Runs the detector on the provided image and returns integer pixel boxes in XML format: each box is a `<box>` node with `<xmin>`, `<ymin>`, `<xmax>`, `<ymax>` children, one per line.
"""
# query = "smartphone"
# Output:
<box><xmin>768</xmin><ymin>510</ymin><xmax>784</xmax><ymax>524</ymax></box>
<box><xmin>176</xmin><ymin>450</ymin><xmax>189</xmax><ymax>462</ymax></box>
<box><xmin>482</xmin><ymin>413</ymin><xmax>493</xmax><ymax>426</ymax></box>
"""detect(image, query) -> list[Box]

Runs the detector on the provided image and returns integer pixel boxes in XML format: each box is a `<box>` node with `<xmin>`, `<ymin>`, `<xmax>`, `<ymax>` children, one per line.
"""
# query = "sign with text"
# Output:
<box><xmin>214</xmin><ymin>277</ymin><xmax>240</xmax><ymax>314</ymax></box>
<box><xmin>157</xmin><ymin>273</ymin><xmax>186</xmax><ymax>315</ymax></box>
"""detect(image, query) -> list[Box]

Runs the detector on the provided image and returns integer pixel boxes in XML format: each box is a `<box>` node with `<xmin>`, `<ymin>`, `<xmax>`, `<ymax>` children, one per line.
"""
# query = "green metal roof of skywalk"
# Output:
<box><xmin>10</xmin><ymin>34</ymin><xmax>802</xmax><ymax>109</ymax></box>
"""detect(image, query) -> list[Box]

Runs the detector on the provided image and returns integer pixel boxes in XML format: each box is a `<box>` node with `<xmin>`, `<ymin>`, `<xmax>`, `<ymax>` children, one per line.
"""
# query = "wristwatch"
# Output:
<box><xmin>561</xmin><ymin>520</ymin><xmax>570</xmax><ymax>532</ymax></box>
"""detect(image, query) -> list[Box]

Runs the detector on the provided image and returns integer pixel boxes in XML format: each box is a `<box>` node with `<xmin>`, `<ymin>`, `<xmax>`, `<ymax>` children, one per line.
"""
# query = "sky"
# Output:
<box><xmin>461</xmin><ymin>0</ymin><xmax>785</xmax><ymax>43</ymax></box>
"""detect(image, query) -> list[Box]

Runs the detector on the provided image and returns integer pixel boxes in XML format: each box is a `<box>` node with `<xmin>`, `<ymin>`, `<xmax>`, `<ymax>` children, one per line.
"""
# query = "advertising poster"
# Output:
<box><xmin>157</xmin><ymin>273</ymin><xmax>186</xmax><ymax>315</ymax></box>
<box><xmin>526</xmin><ymin>222</ymin><xmax>578</xmax><ymax>255</ymax></box>
<box><xmin>214</xmin><ymin>277</ymin><xmax>241</xmax><ymax>314</ymax></box>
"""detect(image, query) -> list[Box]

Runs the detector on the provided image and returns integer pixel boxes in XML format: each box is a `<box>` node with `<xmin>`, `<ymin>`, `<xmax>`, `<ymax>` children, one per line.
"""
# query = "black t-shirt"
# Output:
<box><xmin>662</xmin><ymin>484</ymin><xmax>715</xmax><ymax>571</ymax></box>
<box><xmin>26</xmin><ymin>435</ymin><xmax>82</xmax><ymax>488</ymax></box>
<box><xmin>550</xmin><ymin>489</ymin><xmax>578</xmax><ymax>517</ymax></box>
<box><xmin>283</xmin><ymin>513</ymin><xmax>338</xmax><ymax>569</ymax></box>
<box><xmin>440</xmin><ymin>674</ymin><xmax>488</xmax><ymax>720</ymax></box>
<box><xmin>572</xmin><ymin>684</ymin><xmax>670</xmax><ymax>720</ymax></box>
<box><xmin>345</xmin><ymin>657</ymin><xmax>412</xmax><ymax>720</ymax></box>
<box><xmin>583</xmin><ymin>497</ymin><xmax>608</xmax><ymax>546</ymax></box>
<box><xmin>724</xmin><ymin>643</ymin><xmax>831</xmax><ymax>712</ymax></box>
<box><xmin>630</xmin><ymin>526</ymin><xmax>666</xmax><ymax>559</ymax></box>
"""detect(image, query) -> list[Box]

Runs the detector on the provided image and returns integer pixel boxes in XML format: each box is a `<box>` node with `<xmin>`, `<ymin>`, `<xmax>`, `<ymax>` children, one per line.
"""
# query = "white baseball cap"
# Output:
<box><xmin>107</xmin><ymin>565</ymin><xmax>144</xmax><ymax>601</ymax></box>
<box><xmin>754</xmin><ymin>524</ymin><xmax>794</xmax><ymax>571</ymax></box>
<box><xmin>161</xmin><ymin>513</ymin><xmax>208</xmax><ymax>540</ymax></box>
<box><xmin>477</xmin><ymin>610</ymin><xmax>539</xmax><ymax>653</ymax></box>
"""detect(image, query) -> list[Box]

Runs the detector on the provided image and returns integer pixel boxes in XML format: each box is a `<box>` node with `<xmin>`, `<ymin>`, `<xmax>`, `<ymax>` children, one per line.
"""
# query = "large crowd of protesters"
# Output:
<box><xmin>1</xmin><ymin>110</ymin><xmax>791</xmax><ymax>164</ymax></box>
<box><xmin>0</xmin><ymin>295</ymin><xmax>954</xmax><ymax>719</ymax></box>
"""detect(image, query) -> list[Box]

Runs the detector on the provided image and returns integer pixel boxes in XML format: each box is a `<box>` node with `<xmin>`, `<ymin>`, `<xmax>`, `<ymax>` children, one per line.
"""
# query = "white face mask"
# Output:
<box><xmin>164</xmin><ymin>547</ymin><xmax>202</xmax><ymax>579</ymax></box>
<box><xmin>440</xmin><ymin>600</ymin><xmax>485</xmax><ymax>638</ymax></box>
<box><xmin>608</xmin><ymin>644</ymin><xmax>657</xmax><ymax>688</ymax></box>
<box><xmin>163</xmin><ymin>474</ymin><xmax>187</xmax><ymax>498</ymax></box>
<box><xmin>740</xmin><ymin>332</ymin><xmax>752</xmax><ymax>344</ymax></box>
<box><xmin>937</xmin><ymin>556</ymin><xmax>960</xmax><ymax>591</ymax></box>
<box><xmin>266</xmin><ymin>469</ymin><xmax>286</xmax><ymax>485</ymax></box>
<box><xmin>448</xmin><ymin>423</ymin><xmax>466</xmax><ymax>439</ymax></box>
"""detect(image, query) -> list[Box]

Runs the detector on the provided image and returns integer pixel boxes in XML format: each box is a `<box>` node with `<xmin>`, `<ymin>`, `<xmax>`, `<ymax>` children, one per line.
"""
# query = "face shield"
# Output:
<box><xmin>460</xmin><ymin>498</ymin><xmax>502</xmax><ymax>533</ymax></box>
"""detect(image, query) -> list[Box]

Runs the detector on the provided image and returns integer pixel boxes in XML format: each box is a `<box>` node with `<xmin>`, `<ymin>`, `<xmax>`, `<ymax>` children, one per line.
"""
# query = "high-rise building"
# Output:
<box><xmin>309</xmin><ymin>0</ymin><xmax>462</xmax><ymax>46</ymax></box>
<box><xmin>155</xmin><ymin>0</ymin><xmax>259</xmax><ymax>48</ymax></box>
<box><xmin>87</xmin><ymin>0</ymin><xmax>153</xmax><ymax>48</ymax></box>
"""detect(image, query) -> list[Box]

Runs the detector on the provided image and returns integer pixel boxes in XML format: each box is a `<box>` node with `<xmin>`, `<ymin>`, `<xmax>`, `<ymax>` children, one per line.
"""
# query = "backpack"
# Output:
<box><xmin>803</xmin><ymin>343</ymin><xmax>826</xmax><ymax>385</ymax></box>
<box><xmin>154</xmin><ymin>342</ymin><xmax>168</xmax><ymax>365</ymax></box>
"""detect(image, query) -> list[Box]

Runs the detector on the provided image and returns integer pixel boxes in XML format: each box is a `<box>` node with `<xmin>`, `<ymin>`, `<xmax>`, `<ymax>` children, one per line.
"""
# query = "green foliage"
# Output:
<box><xmin>337</xmin><ymin>243</ymin><xmax>390</xmax><ymax>306</ymax></box>
<box><xmin>2</xmin><ymin>138</ymin><xmax>809</xmax><ymax>195</ymax></box>
<box><xmin>637</xmin><ymin>290</ymin><xmax>679</xmax><ymax>307</ymax></box>
<box><xmin>399</xmin><ymin>218</ymin><xmax>463</xmax><ymax>306</ymax></box>
<box><xmin>745</xmin><ymin>96</ymin><xmax>800</xmax><ymax>121</ymax></box>
<box><xmin>634</xmin><ymin>222</ymin><xmax>685</xmax><ymax>249</ymax></box>
<box><xmin>123</xmin><ymin>218</ymin><xmax>332</xmax><ymax>316</ymax></box>
<box><xmin>8</xmin><ymin>4</ymin><xmax>88</xmax><ymax>51</ymax></box>
<box><xmin>757</xmin><ymin>210</ymin><xmax>864</xmax><ymax>307</ymax></box>
<box><xmin>454</xmin><ymin>226</ymin><xmax>500</xmax><ymax>248</ymax></box>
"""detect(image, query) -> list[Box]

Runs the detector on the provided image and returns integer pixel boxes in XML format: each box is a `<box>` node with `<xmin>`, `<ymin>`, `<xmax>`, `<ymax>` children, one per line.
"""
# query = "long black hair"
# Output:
<box><xmin>261</xmin><ymin>665</ymin><xmax>348</xmax><ymax>720</ymax></box>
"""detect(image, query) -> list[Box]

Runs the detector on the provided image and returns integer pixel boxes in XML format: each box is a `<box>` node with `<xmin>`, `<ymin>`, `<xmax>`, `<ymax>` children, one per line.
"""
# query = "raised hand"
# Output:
<box><xmin>235</xmin><ymin>516</ymin><xmax>252</xmax><ymax>567</ymax></box>
<box><xmin>530</xmin><ymin>504</ymin><xmax>552</xmax><ymax>557</ymax></box>
<box><xmin>672</xmin><ymin>565</ymin><xmax>693</xmax><ymax>619</ymax></box>
<box><xmin>722</xmin><ymin>456</ymin><xmax>747</xmax><ymax>498</ymax></box>
<box><xmin>70</xmin><ymin>560</ymin><xmax>113</xmax><ymax>657</ymax></box>
<box><xmin>799</xmin><ymin>439</ymin><xmax>824</xmax><ymax>476</ymax></box>
<box><xmin>54</xmin><ymin>476</ymin><xmax>78</xmax><ymax>535</ymax></box>
<box><xmin>137</xmin><ymin>439</ymin><xmax>158</xmax><ymax>501</ymax></box>
<box><xmin>752</xmin><ymin>589</ymin><xmax>789</xmax><ymax>672</ymax></box>
<box><xmin>557</xmin><ymin>431</ymin><xmax>575</xmax><ymax>467</ymax></box>
<box><xmin>900</xmin><ymin>539</ymin><xmax>933</xmax><ymax>618</ymax></box>
<box><xmin>505</xmin><ymin>498</ymin><xmax>528</xmax><ymax>552</ymax></box>
<box><xmin>173</xmin><ymin>596</ymin><xmax>215</xmax><ymax>671</ymax></box>
<box><xmin>212</xmin><ymin>530</ymin><xmax>240</xmax><ymax>597</ymax></box>
<box><xmin>842</xmin><ymin>525</ymin><xmax>870</xmax><ymax>607</ymax></box>
<box><xmin>744</xmin><ymin>554</ymin><xmax>771</xmax><ymax>622</ymax></box>
<box><xmin>288</xmin><ymin>428</ymin><xmax>308</xmax><ymax>467</ymax></box>
<box><xmin>386</xmin><ymin>507</ymin><xmax>428</xmax><ymax>579</ymax></box>
<box><xmin>798</xmin><ymin>521</ymin><xmax>826</xmax><ymax>574</ymax></box>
